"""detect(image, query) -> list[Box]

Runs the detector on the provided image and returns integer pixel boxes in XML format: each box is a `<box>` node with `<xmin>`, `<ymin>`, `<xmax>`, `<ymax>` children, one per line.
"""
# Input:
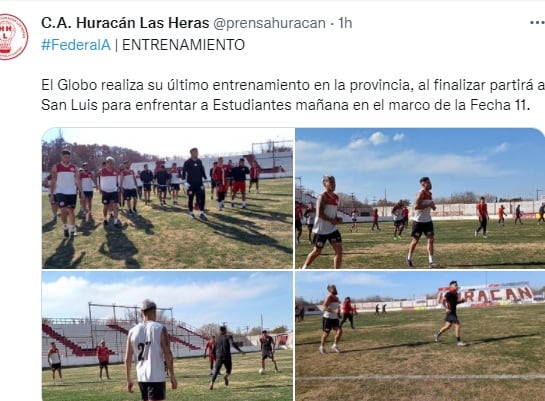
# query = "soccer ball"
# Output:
<box><xmin>258</xmin><ymin>368</ymin><xmax>264</xmax><ymax>374</ymax></box>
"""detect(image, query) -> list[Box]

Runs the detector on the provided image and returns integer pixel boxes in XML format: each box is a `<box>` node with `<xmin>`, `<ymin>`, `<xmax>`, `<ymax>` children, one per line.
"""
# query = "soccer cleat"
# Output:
<box><xmin>457</xmin><ymin>341</ymin><xmax>467</xmax><ymax>347</ymax></box>
<box><xmin>394</xmin><ymin>236</ymin><xmax>398</xmax><ymax>240</ymax></box>
<box><xmin>224</xmin><ymin>374</ymin><xmax>229</xmax><ymax>386</ymax></box>
<box><xmin>319</xmin><ymin>345</ymin><xmax>327</xmax><ymax>354</ymax></box>
<box><xmin>189</xmin><ymin>212</ymin><xmax>196</xmax><ymax>219</ymax></box>
<box><xmin>70</xmin><ymin>228</ymin><xmax>77</xmax><ymax>237</ymax></box>
<box><xmin>331</xmin><ymin>344</ymin><xmax>341</xmax><ymax>353</ymax></box>
<box><xmin>407</xmin><ymin>259</ymin><xmax>414</xmax><ymax>267</ymax></box>
<box><xmin>434</xmin><ymin>332</ymin><xmax>441</xmax><ymax>342</ymax></box>
<box><xmin>209</xmin><ymin>382</ymin><xmax>214</xmax><ymax>390</ymax></box>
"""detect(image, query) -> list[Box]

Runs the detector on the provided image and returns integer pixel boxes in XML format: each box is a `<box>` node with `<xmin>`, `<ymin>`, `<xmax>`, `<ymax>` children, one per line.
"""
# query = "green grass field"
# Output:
<box><xmin>42</xmin><ymin>178</ymin><xmax>292</xmax><ymax>269</ymax></box>
<box><xmin>295</xmin><ymin>304</ymin><xmax>545</xmax><ymax>401</ymax></box>
<box><xmin>42</xmin><ymin>350</ymin><xmax>292</xmax><ymax>401</ymax></box>
<box><xmin>295</xmin><ymin>219</ymin><xmax>545</xmax><ymax>268</ymax></box>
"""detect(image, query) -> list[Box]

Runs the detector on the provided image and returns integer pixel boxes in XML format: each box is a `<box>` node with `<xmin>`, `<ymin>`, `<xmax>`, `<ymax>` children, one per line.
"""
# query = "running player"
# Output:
<box><xmin>371</xmin><ymin>208</ymin><xmax>380</xmax><ymax>231</ymax></box>
<box><xmin>301</xmin><ymin>176</ymin><xmax>343</xmax><ymax>269</ymax></box>
<box><xmin>169</xmin><ymin>163</ymin><xmax>182</xmax><ymax>205</ymax></box>
<box><xmin>474</xmin><ymin>196</ymin><xmax>489</xmax><ymax>238</ymax></box>
<box><xmin>538</xmin><ymin>203</ymin><xmax>545</xmax><ymax>225</ymax></box>
<box><xmin>204</xmin><ymin>335</ymin><xmax>216</xmax><ymax>374</ymax></box>
<box><xmin>140</xmin><ymin>164</ymin><xmax>154</xmax><ymax>205</ymax></box>
<box><xmin>407</xmin><ymin>177</ymin><xmax>439</xmax><ymax>268</ymax></box>
<box><xmin>498</xmin><ymin>204</ymin><xmax>507</xmax><ymax>226</ymax></box>
<box><xmin>79</xmin><ymin>162</ymin><xmax>97</xmax><ymax>219</ymax></box>
<box><xmin>392</xmin><ymin>201</ymin><xmax>405</xmax><ymax>240</ymax></box>
<box><xmin>212</xmin><ymin>157</ymin><xmax>228</xmax><ymax>211</ymax></box>
<box><xmin>230</xmin><ymin>158</ymin><xmax>250</xmax><ymax>209</ymax></box>
<box><xmin>402</xmin><ymin>205</ymin><xmax>410</xmax><ymax>229</ymax></box>
<box><xmin>350</xmin><ymin>209</ymin><xmax>358</xmax><ymax>232</ymax></box>
<box><xmin>154</xmin><ymin>164</ymin><xmax>169</xmax><ymax>206</ymax></box>
<box><xmin>303</xmin><ymin>202</ymin><xmax>316</xmax><ymax>244</ymax></box>
<box><xmin>339</xmin><ymin>296</ymin><xmax>355</xmax><ymax>329</ymax></box>
<box><xmin>50</xmin><ymin>149</ymin><xmax>81</xmax><ymax>238</ymax></box>
<box><xmin>182</xmin><ymin>147</ymin><xmax>208</xmax><ymax>220</ymax></box>
<box><xmin>209</xmin><ymin>326</ymin><xmax>245</xmax><ymax>390</ymax></box>
<box><xmin>319</xmin><ymin>284</ymin><xmax>342</xmax><ymax>354</ymax></box>
<box><xmin>434</xmin><ymin>280</ymin><xmax>467</xmax><ymax>346</ymax></box>
<box><xmin>120</xmin><ymin>160</ymin><xmax>138</xmax><ymax>215</ymax></box>
<box><xmin>100</xmin><ymin>157</ymin><xmax>121</xmax><ymax>228</ymax></box>
<box><xmin>260</xmin><ymin>330</ymin><xmax>280</xmax><ymax>373</ymax></box>
<box><xmin>249</xmin><ymin>161</ymin><xmax>261</xmax><ymax>194</ymax></box>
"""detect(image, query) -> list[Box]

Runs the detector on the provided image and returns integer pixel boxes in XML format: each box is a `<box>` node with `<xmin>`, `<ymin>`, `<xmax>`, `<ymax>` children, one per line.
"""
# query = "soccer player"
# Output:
<box><xmin>100</xmin><ymin>157</ymin><xmax>121</xmax><ymax>228</ymax></box>
<box><xmin>182</xmin><ymin>148</ymin><xmax>208</xmax><ymax>220</ymax></box>
<box><xmin>350</xmin><ymin>209</ymin><xmax>358</xmax><ymax>232</ymax></box>
<box><xmin>497</xmin><ymin>204</ymin><xmax>507</xmax><ymax>226</ymax></box>
<box><xmin>515</xmin><ymin>204</ymin><xmax>523</xmax><ymax>224</ymax></box>
<box><xmin>375</xmin><ymin>304</ymin><xmax>380</xmax><ymax>315</ymax></box>
<box><xmin>260</xmin><ymin>330</ymin><xmax>280</xmax><ymax>373</ymax></box>
<box><xmin>169</xmin><ymin>163</ymin><xmax>182</xmax><ymax>205</ymax></box>
<box><xmin>140</xmin><ymin>164</ymin><xmax>154</xmax><ymax>205</ymax></box>
<box><xmin>230</xmin><ymin>158</ymin><xmax>250</xmax><ymax>208</ymax></box>
<box><xmin>538</xmin><ymin>203</ymin><xmax>545</xmax><ymax>225</ymax></box>
<box><xmin>434</xmin><ymin>280</ymin><xmax>467</xmax><ymax>346</ymax></box>
<box><xmin>79</xmin><ymin>162</ymin><xmax>97</xmax><ymax>219</ymax></box>
<box><xmin>402</xmin><ymin>205</ymin><xmax>410</xmax><ymax>229</ymax></box>
<box><xmin>319</xmin><ymin>284</ymin><xmax>342</xmax><ymax>354</ymax></box>
<box><xmin>43</xmin><ymin>173</ymin><xmax>59</xmax><ymax>222</ymax></box>
<box><xmin>371</xmin><ymin>208</ymin><xmax>380</xmax><ymax>231</ymax></box>
<box><xmin>226</xmin><ymin>160</ymin><xmax>234</xmax><ymax>196</ymax></box>
<box><xmin>301</xmin><ymin>176</ymin><xmax>343</xmax><ymax>269</ymax></box>
<box><xmin>135</xmin><ymin>171</ymin><xmax>143</xmax><ymax>200</ymax></box>
<box><xmin>204</xmin><ymin>335</ymin><xmax>216</xmax><ymax>374</ymax></box>
<box><xmin>407</xmin><ymin>177</ymin><xmax>439</xmax><ymax>268</ymax></box>
<box><xmin>47</xmin><ymin>342</ymin><xmax>63</xmax><ymax>384</ymax></box>
<box><xmin>303</xmin><ymin>203</ymin><xmax>316</xmax><ymax>244</ymax></box>
<box><xmin>209</xmin><ymin>161</ymin><xmax>218</xmax><ymax>200</ymax></box>
<box><xmin>209</xmin><ymin>326</ymin><xmax>245</xmax><ymax>390</ymax></box>
<box><xmin>120</xmin><ymin>160</ymin><xmax>138</xmax><ymax>215</ymax></box>
<box><xmin>249</xmin><ymin>161</ymin><xmax>261</xmax><ymax>194</ymax></box>
<box><xmin>212</xmin><ymin>157</ymin><xmax>228</xmax><ymax>211</ymax></box>
<box><xmin>295</xmin><ymin>202</ymin><xmax>303</xmax><ymax>244</ymax></box>
<box><xmin>392</xmin><ymin>200</ymin><xmax>405</xmax><ymax>240</ymax></box>
<box><xmin>474</xmin><ymin>196</ymin><xmax>489</xmax><ymax>238</ymax></box>
<box><xmin>50</xmin><ymin>149</ymin><xmax>81</xmax><ymax>238</ymax></box>
<box><xmin>154</xmin><ymin>164</ymin><xmax>170</xmax><ymax>206</ymax></box>
<box><xmin>97</xmin><ymin>340</ymin><xmax>111</xmax><ymax>381</ymax></box>
<box><xmin>125</xmin><ymin>299</ymin><xmax>177</xmax><ymax>400</ymax></box>
<box><xmin>339</xmin><ymin>296</ymin><xmax>355</xmax><ymax>329</ymax></box>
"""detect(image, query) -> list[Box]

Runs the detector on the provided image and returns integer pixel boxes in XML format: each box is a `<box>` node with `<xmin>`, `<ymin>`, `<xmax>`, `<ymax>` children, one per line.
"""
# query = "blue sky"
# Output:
<box><xmin>42</xmin><ymin>271</ymin><xmax>293</xmax><ymax>332</ymax></box>
<box><xmin>42</xmin><ymin>128</ymin><xmax>292</xmax><ymax>158</ymax></box>
<box><xmin>295</xmin><ymin>128</ymin><xmax>545</xmax><ymax>203</ymax></box>
<box><xmin>295</xmin><ymin>271</ymin><xmax>545</xmax><ymax>303</ymax></box>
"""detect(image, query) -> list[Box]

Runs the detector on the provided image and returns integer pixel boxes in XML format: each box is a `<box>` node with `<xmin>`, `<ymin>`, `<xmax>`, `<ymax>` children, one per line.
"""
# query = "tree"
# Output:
<box><xmin>199</xmin><ymin>323</ymin><xmax>221</xmax><ymax>339</ymax></box>
<box><xmin>270</xmin><ymin>325</ymin><xmax>289</xmax><ymax>334</ymax></box>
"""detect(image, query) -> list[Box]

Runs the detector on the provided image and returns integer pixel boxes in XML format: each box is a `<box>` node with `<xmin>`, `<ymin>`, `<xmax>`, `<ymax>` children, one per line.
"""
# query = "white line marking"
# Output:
<box><xmin>297</xmin><ymin>374</ymin><xmax>545</xmax><ymax>381</ymax></box>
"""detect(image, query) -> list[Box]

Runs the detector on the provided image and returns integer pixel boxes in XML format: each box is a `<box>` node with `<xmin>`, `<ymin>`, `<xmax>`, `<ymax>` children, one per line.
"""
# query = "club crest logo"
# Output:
<box><xmin>0</xmin><ymin>14</ymin><xmax>28</xmax><ymax>60</ymax></box>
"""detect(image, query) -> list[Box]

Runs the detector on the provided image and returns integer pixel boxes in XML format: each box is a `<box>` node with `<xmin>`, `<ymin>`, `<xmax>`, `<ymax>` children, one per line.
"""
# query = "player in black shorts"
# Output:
<box><xmin>140</xmin><ymin>164</ymin><xmax>154</xmax><ymax>205</ymax></box>
<box><xmin>434</xmin><ymin>280</ymin><xmax>466</xmax><ymax>346</ymax></box>
<box><xmin>154</xmin><ymin>164</ymin><xmax>169</xmax><ymax>206</ymax></box>
<box><xmin>260</xmin><ymin>330</ymin><xmax>280</xmax><ymax>373</ymax></box>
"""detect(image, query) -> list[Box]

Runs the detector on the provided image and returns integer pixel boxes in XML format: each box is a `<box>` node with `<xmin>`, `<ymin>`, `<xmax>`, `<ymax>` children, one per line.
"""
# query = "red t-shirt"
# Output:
<box><xmin>477</xmin><ymin>203</ymin><xmax>488</xmax><ymax>218</ymax></box>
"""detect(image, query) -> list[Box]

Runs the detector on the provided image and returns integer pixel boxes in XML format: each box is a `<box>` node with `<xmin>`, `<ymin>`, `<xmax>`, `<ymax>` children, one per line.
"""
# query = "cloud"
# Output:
<box><xmin>393</xmin><ymin>133</ymin><xmax>405</xmax><ymax>141</ymax></box>
<box><xmin>348</xmin><ymin>137</ymin><xmax>368</xmax><ymax>149</ymax></box>
<box><xmin>491</xmin><ymin>142</ymin><xmax>509</xmax><ymax>154</ymax></box>
<box><xmin>369</xmin><ymin>131</ymin><xmax>388</xmax><ymax>145</ymax></box>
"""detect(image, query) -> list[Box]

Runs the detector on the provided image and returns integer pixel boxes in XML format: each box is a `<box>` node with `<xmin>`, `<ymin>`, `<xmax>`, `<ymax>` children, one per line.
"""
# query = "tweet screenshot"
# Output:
<box><xmin>2</xmin><ymin>0</ymin><xmax>544</xmax><ymax>399</ymax></box>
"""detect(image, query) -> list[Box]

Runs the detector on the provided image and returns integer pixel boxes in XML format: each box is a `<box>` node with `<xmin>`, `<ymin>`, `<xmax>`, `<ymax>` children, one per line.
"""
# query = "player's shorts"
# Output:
<box><xmin>102</xmin><ymin>191</ymin><xmax>119</xmax><ymax>204</ymax></box>
<box><xmin>51</xmin><ymin>363</ymin><xmax>61</xmax><ymax>370</ymax></box>
<box><xmin>157</xmin><ymin>185</ymin><xmax>168</xmax><ymax>193</ymax></box>
<box><xmin>99</xmin><ymin>361</ymin><xmax>109</xmax><ymax>368</ymax></box>
<box><xmin>312</xmin><ymin>230</ymin><xmax>342</xmax><ymax>248</ymax></box>
<box><xmin>143</xmin><ymin>183</ymin><xmax>152</xmax><ymax>191</ymax></box>
<box><xmin>411</xmin><ymin>221</ymin><xmax>434</xmax><ymax>238</ymax></box>
<box><xmin>250</xmin><ymin>178</ymin><xmax>259</xmax><ymax>184</ymax></box>
<box><xmin>261</xmin><ymin>350</ymin><xmax>274</xmax><ymax>360</ymax></box>
<box><xmin>352</xmin><ymin>218</ymin><xmax>357</xmax><ymax>223</ymax></box>
<box><xmin>210</xmin><ymin>180</ymin><xmax>217</xmax><ymax>189</ymax></box>
<box><xmin>445</xmin><ymin>313</ymin><xmax>460</xmax><ymax>324</ymax></box>
<box><xmin>138</xmin><ymin>382</ymin><xmax>166</xmax><ymax>401</ymax></box>
<box><xmin>394</xmin><ymin>219</ymin><xmax>404</xmax><ymax>228</ymax></box>
<box><xmin>82</xmin><ymin>191</ymin><xmax>94</xmax><ymax>200</ymax></box>
<box><xmin>295</xmin><ymin>220</ymin><xmax>303</xmax><ymax>230</ymax></box>
<box><xmin>232</xmin><ymin>181</ymin><xmax>246</xmax><ymax>194</ymax></box>
<box><xmin>170</xmin><ymin>183</ymin><xmax>180</xmax><ymax>191</ymax></box>
<box><xmin>322</xmin><ymin>317</ymin><xmax>340</xmax><ymax>332</ymax></box>
<box><xmin>123</xmin><ymin>188</ymin><xmax>137</xmax><ymax>200</ymax></box>
<box><xmin>57</xmin><ymin>194</ymin><xmax>77</xmax><ymax>209</ymax></box>
<box><xmin>307</xmin><ymin>223</ymin><xmax>314</xmax><ymax>230</ymax></box>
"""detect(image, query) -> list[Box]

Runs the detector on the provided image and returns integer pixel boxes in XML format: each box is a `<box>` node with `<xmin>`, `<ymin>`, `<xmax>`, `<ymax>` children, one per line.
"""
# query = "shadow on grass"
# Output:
<box><xmin>98</xmin><ymin>224</ymin><xmax>140</xmax><ymax>269</ymax></box>
<box><xmin>448</xmin><ymin>262</ymin><xmax>545</xmax><ymax>268</ymax></box>
<box><xmin>471</xmin><ymin>333</ymin><xmax>540</xmax><ymax>344</ymax></box>
<box><xmin>76</xmin><ymin>217</ymin><xmax>102</xmax><ymax>237</ymax></box>
<box><xmin>43</xmin><ymin>238</ymin><xmax>86</xmax><ymax>269</ymax></box>
<box><xmin>42</xmin><ymin>218</ymin><xmax>58</xmax><ymax>234</ymax></box>
<box><xmin>125</xmin><ymin>214</ymin><xmax>155</xmax><ymax>235</ymax></box>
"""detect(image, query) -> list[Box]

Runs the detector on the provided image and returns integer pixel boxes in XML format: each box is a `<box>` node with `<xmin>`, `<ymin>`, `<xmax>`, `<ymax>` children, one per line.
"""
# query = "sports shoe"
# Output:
<box><xmin>242</xmin><ymin>204</ymin><xmax>247</xmax><ymax>209</ymax></box>
<box><xmin>296</xmin><ymin>238</ymin><xmax>300</xmax><ymax>244</ymax></box>
<box><xmin>133</xmin><ymin>208</ymin><xmax>138</xmax><ymax>215</ymax></box>
<box><xmin>407</xmin><ymin>259</ymin><xmax>414</xmax><ymax>267</ymax></box>
<box><xmin>429</xmin><ymin>262</ymin><xmax>440</xmax><ymax>269</ymax></box>
<box><xmin>275</xmin><ymin>369</ymin><xmax>280</xmax><ymax>373</ymax></box>
<box><xmin>189</xmin><ymin>212</ymin><xmax>195</xmax><ymax>219</ymax></box>
<box><xmin>457</xmin><ymin>341</ymin><xmax>467</xmax><ymax>347</ymax></box>
<box><xmin>70</xmin><ymin>227</ymin><xmax>77</xmax><ymax>237</ymax></box>
<box><xmin>483</xmin><ymin>235</ymin><xmax>487</xmax><ymax>239</ymax></box>
<box><xmin>224</xmin><ymin>374</ymin><xmax>229</xmax><ymax>386</ymax></box>
<box><xmin>434</xmin><ymin>332</ymin><xmax>441</xmax><ymax>342</ymax></box>
<box><xmin>394</xmin><ymin>236</ymin><xmax>398</xmax><ymax>240</ymax></box>
<box><xmin>331</xmin><ymin>344</ymin><xmax>341</xmax><ymax>353</ymax></box>
<box><xmin>319</xmin><ymin>345</ymin><xmax>327</xmax><ymax>354</ymax></box>
<box><xmin>209</xmin><ymin>382</ymin><xmax>214</xmax><ymax>390</ymax></box>
<box><xmin>103</xmin><ymin>220</ymin><xmax>108</xmax><ymax>227</ymax></box>
<box><xmin>173</xmin><ymin>200</ymin><xmax>178</xmax><ymax>205</ymax></box>
<box><xmin>63</xmin><ymin>229</ymin><xmax>69</xmax><ymax>238</ymax></box>
<box><xmin>474</xmin><ymin>230</ymin><xmax>477</xmax><ymax>237</ymax></box>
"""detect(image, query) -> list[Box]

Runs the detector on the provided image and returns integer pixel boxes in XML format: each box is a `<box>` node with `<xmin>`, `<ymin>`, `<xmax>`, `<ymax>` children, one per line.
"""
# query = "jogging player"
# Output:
<box><xmin>230</xmin><ymin>158</ymin><xmax>250</xmax><ymax>209</ymax></box>
<box><xmin>498</xmin><ymin>204</ymin><xmax>507</xmax><ymax>226</ymax></box>
<box><xmin>260</xmin><ymin>330</ymin><xmax>280</xmax><ymax>373</ymax></box>
<box><xmin>319</xmin><ymin>284</ymin><xmax>342</xmax><ymax>354</ymax></box>
<box><xmin>474</xmin><ymin>196</ymin><xmax>489</xmax><ymax>238</ymax></box>
<box><xmin>182</xmin><ymin>147</ymin><xmax>208</xmax><ymax>220</ymax></box>
<box><xmin>169</xmin><ymin>163</ymin><xmax>182</xmax><ymax>205</ymax></box>
<box><xmin>209</xmin><ymin>326</ymin><xmax>245</xmax><ymax>390</ymax></box>
<box><xmin>434</xmin><ymin>280</ymin><xmax>467</xmax><ymax>346</ymax></box>
<box><xmin>140</xmin><ymin>164</ymin><xmax>154</xmax><ymax>205</ymax></box>
<box><xmin>154</xmin><ymin>164</ymin><xmax>169</xmax><ymax>206</ymax></box>
<box><xmin>392</xmin><ymin>201</ymin><xmax>405</xmax><ymax>240</ymax></box>
<box><xmin>120</xmin><ymin>160</ymin><xmax>138</xmax><ymax>215</ymax></box>
<box><xmin>100</xmin><ymin>156</ymin><xmax>121</xmax><ymax>228</ymax></box>
<box><xmin>79</xmin><ymin>162</ymin><xmax>97</xmax><ymax>219</ymax></box>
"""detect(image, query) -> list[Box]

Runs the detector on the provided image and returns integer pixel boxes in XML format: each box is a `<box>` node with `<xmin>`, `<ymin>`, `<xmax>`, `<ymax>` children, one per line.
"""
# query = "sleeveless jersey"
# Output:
<box><xmin>49</xmin><ymin>349</ymin><xmax>61</xmax><ymax>364</ymax></box>
<box><xmin>323</xmin><ymin>295</ymin><xmax>340</xmax><ymax>319</ymax></box>
<box><xmin>169</xmin><ymin>168</ymin><xmax>182</xmax><ymax>184</ymax></box>
<box><xmin>312</xmin><ymin>192</ymin><xmax>339</xmax><ymax>235</ymax></box>
<box><xmin>55</xmin><ymin>163</ymin><xmax>77</xmax><ymax>195</ymax></box>
<box><xmin>121</xmin><ymin>169</ymin><xmax>136</xmax><ymax>189</ymax></box>
<box><xmin>413</xmin><ymin>190</ymin><xmax>433</xmax><ymax>223</ymax></box>
<box><xmin>128</xmin><ymin>321</ymin><xmax>166</xmax><ymax>383</ymax></box>
<box><xmin>80</xmin><ymin>171</ymin><xmax>94</xmax><ymax>192</ymax></box>
<box><xmin>100</xmin><ymin>168</ymin><xmax>119</xmax><ymax>193</ymax></box>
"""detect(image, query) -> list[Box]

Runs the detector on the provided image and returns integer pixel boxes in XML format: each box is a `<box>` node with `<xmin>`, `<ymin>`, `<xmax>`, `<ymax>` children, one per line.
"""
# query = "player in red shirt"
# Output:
<box><xmin>295</xmin><ymin>202</ymin><xmax>303</xmax><ymax>244</ymax></box>
<box><xmin>97</xmin><ymin>340</ymin><xmax>111</xmax><ymax>380</ymax></box>
<box><xmin>249</xmin><ymin>161</ymin><xmax>261</xmax><ymax>194</ymax></box>
<box><xmin>371</xmin><ymin>208</ymin><xmax>380</xmax><ymax>231</ymax></box>
<box><xmin>212</xmin><ymin>157</ymin><xmax>228</xmax><ymax>210</ymax></box>
<box><xmin>204</xmin><ymin>335</ymin><xmax>216</xmax><ymax>374</ymax></box>
<box><xmin>474</xmin><ymin>196</ymin><xmax>489</xmax><ymax>238</ymax></box>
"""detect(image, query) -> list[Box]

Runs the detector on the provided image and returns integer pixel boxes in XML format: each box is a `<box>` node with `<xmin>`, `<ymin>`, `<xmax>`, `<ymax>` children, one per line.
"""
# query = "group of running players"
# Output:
<box><xmin>44</xmin><ymin>148</ymin><xmax>262</xmax><ymax>238</ymax></box>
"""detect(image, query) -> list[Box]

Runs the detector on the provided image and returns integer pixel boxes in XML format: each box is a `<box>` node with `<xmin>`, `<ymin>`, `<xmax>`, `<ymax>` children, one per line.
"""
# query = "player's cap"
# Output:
<box><xmin>82</xmin><ymin>162</ymin><xmax>88</xmax><ymax>166</ymax></box>
<box><xmin>61</xmin><ymin>149</ymin><xmax>71</xmax><ymax>155</ymax></box>
<box><xmin>100</xmin><ymin>339</ymin><xmax>105</xmax><ymax>344</ymax></box>
<box><xmin>141</xmin><ymin>299</ymin><xmax>157</xmax><ymax>311</ymax></box>
<box><xmin>105</xmin><ymin>156</ymin><xmax>115</xmax><ymax>162</ymax></box>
